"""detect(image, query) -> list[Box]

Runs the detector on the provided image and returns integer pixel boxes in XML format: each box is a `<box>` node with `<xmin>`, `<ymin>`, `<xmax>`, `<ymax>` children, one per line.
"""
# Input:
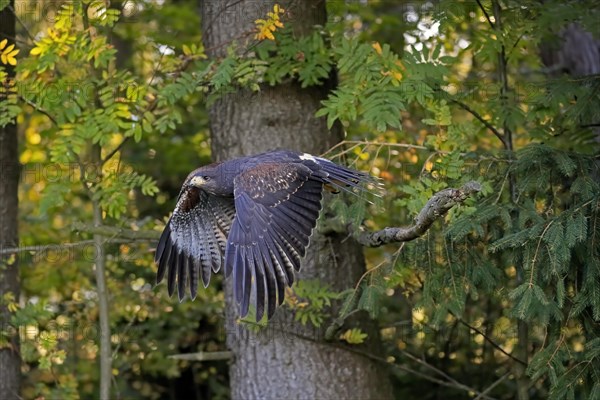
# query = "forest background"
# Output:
<box><xmin>1</xmin><ymin>0</ymin><xmax>599</xmax><ymax>399</ymax></box>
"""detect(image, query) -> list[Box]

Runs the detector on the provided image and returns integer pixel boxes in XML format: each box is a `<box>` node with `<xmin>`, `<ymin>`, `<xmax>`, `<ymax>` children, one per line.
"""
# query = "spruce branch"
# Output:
<box><xmin>351</xmin><ymin>181</ymin><xmax>482</xmax><ymax>247</ymax></box>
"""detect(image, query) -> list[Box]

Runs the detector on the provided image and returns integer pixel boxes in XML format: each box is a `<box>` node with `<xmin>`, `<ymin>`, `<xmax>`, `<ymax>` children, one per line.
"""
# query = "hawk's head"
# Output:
<box><xmin>186</xmin><ymin>162</ymin><xmax>228</xmax><ymax>195</ymax></box>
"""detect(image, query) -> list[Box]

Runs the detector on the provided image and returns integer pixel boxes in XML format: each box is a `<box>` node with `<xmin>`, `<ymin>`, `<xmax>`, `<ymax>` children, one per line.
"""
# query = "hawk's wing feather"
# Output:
<box><xmin>156</xmin><ymin>151</ymin><xmax>380</xmax><ymax>320</ymax></box>
<box><xmin>226</xmin><ymin>163</ymin><xmax>324</xmax><ymax>320</ymax></box>
<box><xmin>156</xmin><ymin>225</ymin><xmax>172</xmax><ymax>283</ymax></box>
<box><xmin>155</xmin><ymin>187</ymin><xmax>235</xmax><ymax>301</ymax></box>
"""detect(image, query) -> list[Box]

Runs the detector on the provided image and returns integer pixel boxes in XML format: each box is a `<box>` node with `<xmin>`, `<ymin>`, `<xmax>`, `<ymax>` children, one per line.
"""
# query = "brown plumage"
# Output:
<box><xmin>155</xmin><ymin>149</ymin><xmax>379</xmax><ymax>320</ymax></box>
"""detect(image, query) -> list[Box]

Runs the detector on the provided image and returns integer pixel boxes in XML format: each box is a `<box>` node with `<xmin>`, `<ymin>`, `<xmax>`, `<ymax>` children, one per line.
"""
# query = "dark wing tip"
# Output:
<box><xmin>166</xmin><ymin>249</ymin><xmax>178</xmax><ymax>297</ymax></box>
<box><xmin>155</xmin><ymin>223</ymin><xmax>172</xmax><ymax>284</ymax></box>
<box><xmin>177</xmin><ymin>253</ymin><xmax>188</xmax><ymax>302</ymax></box>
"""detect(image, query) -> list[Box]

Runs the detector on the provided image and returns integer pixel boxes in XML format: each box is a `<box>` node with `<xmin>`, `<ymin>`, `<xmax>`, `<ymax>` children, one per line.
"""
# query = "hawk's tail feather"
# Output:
<box><xmin>314</xmin><ymin>159</ymin><xmax>383</xmax><ymax>200</ymax></box>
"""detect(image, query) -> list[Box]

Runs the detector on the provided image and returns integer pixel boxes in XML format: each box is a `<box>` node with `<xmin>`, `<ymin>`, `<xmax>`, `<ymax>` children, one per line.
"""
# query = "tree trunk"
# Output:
<box><xmin>539</xmin><ymin>22</ymin><xmax>600</xmax><ymax>142</ymax></box>
<box><xmin>200</xmin><ymin>1</ymin><xmax>393</xmax><ymax>398</ymax></box>
<box><xmin>0</xmin><ymin>2</ymin><xmax>21</xmax><ymax>398</ymax></box>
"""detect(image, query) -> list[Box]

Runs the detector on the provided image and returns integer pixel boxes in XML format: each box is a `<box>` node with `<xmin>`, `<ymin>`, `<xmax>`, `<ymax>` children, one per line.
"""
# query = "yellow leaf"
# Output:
<box><xmin>340</xmin><ymin>328</ymin><xmax>368</xmax><ymax>344</ymax></box>
<box><xmin>372</xmin><ymin>41</ymin><xmax>383</xmax><ymax>55</ymax></box>
<box><xmin>8</xmin><ymin>302</ymin><xmax>18</xmax><ymax>313</ymax></box>
<box><xmin>0</xmin><ymin>41</ymin><xmax>19</xmax><ymax>65</ymax></box>
<box><xmin>182</xmin><ymin>44</ymin><xmax>191</xmax><ymax>56</ymax></box>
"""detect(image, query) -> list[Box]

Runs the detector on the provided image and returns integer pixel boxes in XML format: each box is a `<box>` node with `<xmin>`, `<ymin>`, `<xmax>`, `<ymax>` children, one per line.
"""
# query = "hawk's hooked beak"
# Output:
<box><xmin>189</xmin><ymin>176</ymin><xmax>206</xmax><ymax>187</ymax></box>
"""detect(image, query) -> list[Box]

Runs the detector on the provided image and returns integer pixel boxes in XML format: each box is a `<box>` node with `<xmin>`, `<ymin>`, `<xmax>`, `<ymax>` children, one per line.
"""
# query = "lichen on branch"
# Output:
<box><xmin>351</xmin><ymin>181</ymin><xmax>482</xmax><ymax>247</ymax></box>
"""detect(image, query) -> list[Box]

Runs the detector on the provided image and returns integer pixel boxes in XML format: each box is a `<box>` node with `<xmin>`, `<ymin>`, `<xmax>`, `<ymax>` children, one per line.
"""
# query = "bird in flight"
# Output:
<box><xmin>155</xmin><ymin>149</ymin><xmax>378</xmax><ymax>320</ymax></box>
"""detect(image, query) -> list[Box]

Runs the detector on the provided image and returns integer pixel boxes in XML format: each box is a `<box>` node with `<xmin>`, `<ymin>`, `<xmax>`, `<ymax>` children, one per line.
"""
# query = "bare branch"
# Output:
<box><xmin>450</xmin><ymin>99</ymin><xmax>506</xmax><ymax>147</ymax></box>
<box><xmin>322</xmin><ymin>140</ymin><xmax>429</xmax><ymax>158</ymax></box>
<box><xmin>102</xmin><ymin>137</ymin><xmax>129</xmax><ymax>166</ymax></box>
<box><xmin>8</xmin><ymin>4</ymin><xmax>35</xmax><ymax>42</ymax></box>
<box><xmin>71</xmin><ymin>222</ymin><xmax>161</xmax><ymax>241</ymax></box>
<box><xmin>101</xmin><ymin>52</ymin><xmax>199</xmax><ymax>166</ymax></box>
<box><xmin>352</xmin><ymin>181</ymin><xmax>482</xmax><ymax>247</ymax></box>
<box><xmin>19</xmin><ymin>96</ymin><xmax>59</xmax><ymax>126</ymax></box>
<box><xmin>0</xmin><ymin>238</ymin><xmax>148</xmax><ymax>256</ymax></box>
<box><xmin>455</xmin><ymin>316</ymin><xmax>527</xmax><ymax>366</ymax></box>
<box><xmin>288</xmin><ymin>330</ymin><xmax>497</xmax><ymax>400</ymax></box>
<box><xmin>475</xmin><ymin>0</ymin><xmax>495</xmax><ymax>30</ymax></box>
<box><xmin>474</xmin><ymin>372</ymin><xmax>510</xmax><ymax>400</ymax></box>
<box><xmin>168</xmin><ymin>351</ymin><xmax>233</xmax><ymax>361</ymax></box>
<box><xmin>399</xmin><ymin>349</ymin><xmax>495</xmax><ymax>399</ymax></box>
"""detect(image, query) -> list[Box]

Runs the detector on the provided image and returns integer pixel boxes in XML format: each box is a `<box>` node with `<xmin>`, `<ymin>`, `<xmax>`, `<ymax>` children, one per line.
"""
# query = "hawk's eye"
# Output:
<box><xmin>203</xmin><ymin>176</ymin><xmax>211</xmax><ymax>181</ymax></box>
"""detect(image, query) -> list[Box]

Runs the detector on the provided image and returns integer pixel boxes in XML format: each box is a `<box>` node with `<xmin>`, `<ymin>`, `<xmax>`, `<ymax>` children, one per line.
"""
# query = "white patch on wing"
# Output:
<box><xmin>299</xmin><ymin>153</ymin><xmax>316</xmax><ymax>161</ymax></box>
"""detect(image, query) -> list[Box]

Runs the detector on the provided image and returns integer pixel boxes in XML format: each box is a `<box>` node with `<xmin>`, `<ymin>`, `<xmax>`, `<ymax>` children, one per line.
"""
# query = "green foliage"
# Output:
<box><xmin>3</xmin><ymin>0</ymin><xmax>228</xmax><ymax>398</ymax></box>
<box><xmin>0</xmin><ymin>68</ymin><xmax>19</xmax><ymax>126</ymax></box>
<box><xmin>3</xmin><ymin>0</ymin><xmax>600</xmax><ymax>398</ymax></box>
<box><xmin>257</xmin><ymin>28</ymin><xmax>332</xmax><ymax>88</ymax></box>
<box><xmin>357</xmin><ymin>282</ymin><xmax>385</xmax><ymax>319</ymax></box>
<box><xmin>316</xmin><ymin>38</ymin><xmax>435</xmax><ymax>132</ymax></box>
<box><xmin>340</xmin><ymin>328</ymin><xmax>368</xmax><ymax>344</ymax></box>
<box><xmin>287</xmin><ymin>279</ymin><xmax>341</xmax><ymax>327</ymax></box>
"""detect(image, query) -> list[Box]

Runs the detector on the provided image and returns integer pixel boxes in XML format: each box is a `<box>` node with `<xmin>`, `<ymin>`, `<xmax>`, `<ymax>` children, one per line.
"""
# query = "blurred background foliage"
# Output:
<box><xmin>1</xmin><ymin>0</ymin><xmax>599</xmax><ymax>399</ymax></box>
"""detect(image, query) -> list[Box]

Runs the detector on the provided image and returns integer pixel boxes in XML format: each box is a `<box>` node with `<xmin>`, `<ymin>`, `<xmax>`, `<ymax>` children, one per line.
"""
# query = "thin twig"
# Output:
<box><xmin>322</xmin><ymin>140</ymin><xmax>428</xmax><ymax>157</ymax></box>
<box><xmin>102</xmin><ymin>137</ymin><xmax>129</xmax><ymax>165</ymax></box>
<box><xmin>450</xmin><ymin>99</ymin><xmax>506</xmax><ymax>147</ymax></box>
<box><xmin>8</xmin><ymin>4</ymin><xmax>36</xmax><ymax>42</ymax></box>
<box><xmin>19</xmin><ymin>96</ymin><xmax>58</xmax><ymax>126</ymax></box>
<box><xmin>399</xmin><ymin>349</ymin><xmax>496</xmax><ymax>399</ymax></box>
<box><xmin>71</xmin><ymin>222</ymin><xmax>161</xmax><ymax>240</ymax></box>
<box><xmin>455</xmin><ymin>316</ymin><xmax>527</xmax><ymax>366</ymax></box>
<box><xmin>474</xmin><ymin>372</ymin><xmax>510</xmax><ymax>400</ymax></box>
<box><xmin>112</xmin><ymin>309</ymin><xmax>140</xmax><ymax>359</ymax></box>
<box><xmin>286</xmin><ymin>329</ymin><xmax>497</xmax><ymax>400</ymax></box>
<box><xmin>0</xmin><ymin>238</ymin><xmax>150</xmax><ymax>255</ymax></box>
<box><xmin>475</xmin><ymin>0</ymin><xmax>495</xmax><ymax>30</ymax></box>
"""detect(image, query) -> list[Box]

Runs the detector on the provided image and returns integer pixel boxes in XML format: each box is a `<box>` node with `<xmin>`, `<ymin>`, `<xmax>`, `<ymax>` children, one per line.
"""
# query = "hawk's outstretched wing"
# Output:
<box><xmin>225</xmin><ymin>163</ymin><xmax>324</xmax><ymax>320</ymax></box>
<box><xmin>155</xmin><ymin>186</ymin><xmax>236</xmax><ymax>301</ymax></box>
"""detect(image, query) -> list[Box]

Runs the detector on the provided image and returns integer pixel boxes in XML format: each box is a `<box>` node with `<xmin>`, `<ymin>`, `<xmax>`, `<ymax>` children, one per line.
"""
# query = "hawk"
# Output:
<box><xmin>155</xmin><ymin>149</ymin><xmax>377</xmax><ymax>320</ymax></box>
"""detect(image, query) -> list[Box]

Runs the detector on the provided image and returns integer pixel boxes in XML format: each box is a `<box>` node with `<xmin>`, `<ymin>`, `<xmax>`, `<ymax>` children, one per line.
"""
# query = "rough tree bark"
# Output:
<box><xmin>200</xmin><ymin>1</ymin><xmax>394</xmax><ymax>398</ymax></box>
<box><xmin>539</xmin><ymin>22</ymin><xmax>600</xmax><ymax>142</ymax></box>
<box><xmin>0</xmin><ymin>1</ymin><xmax>21</xmax><ymax>398</ymax></box>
